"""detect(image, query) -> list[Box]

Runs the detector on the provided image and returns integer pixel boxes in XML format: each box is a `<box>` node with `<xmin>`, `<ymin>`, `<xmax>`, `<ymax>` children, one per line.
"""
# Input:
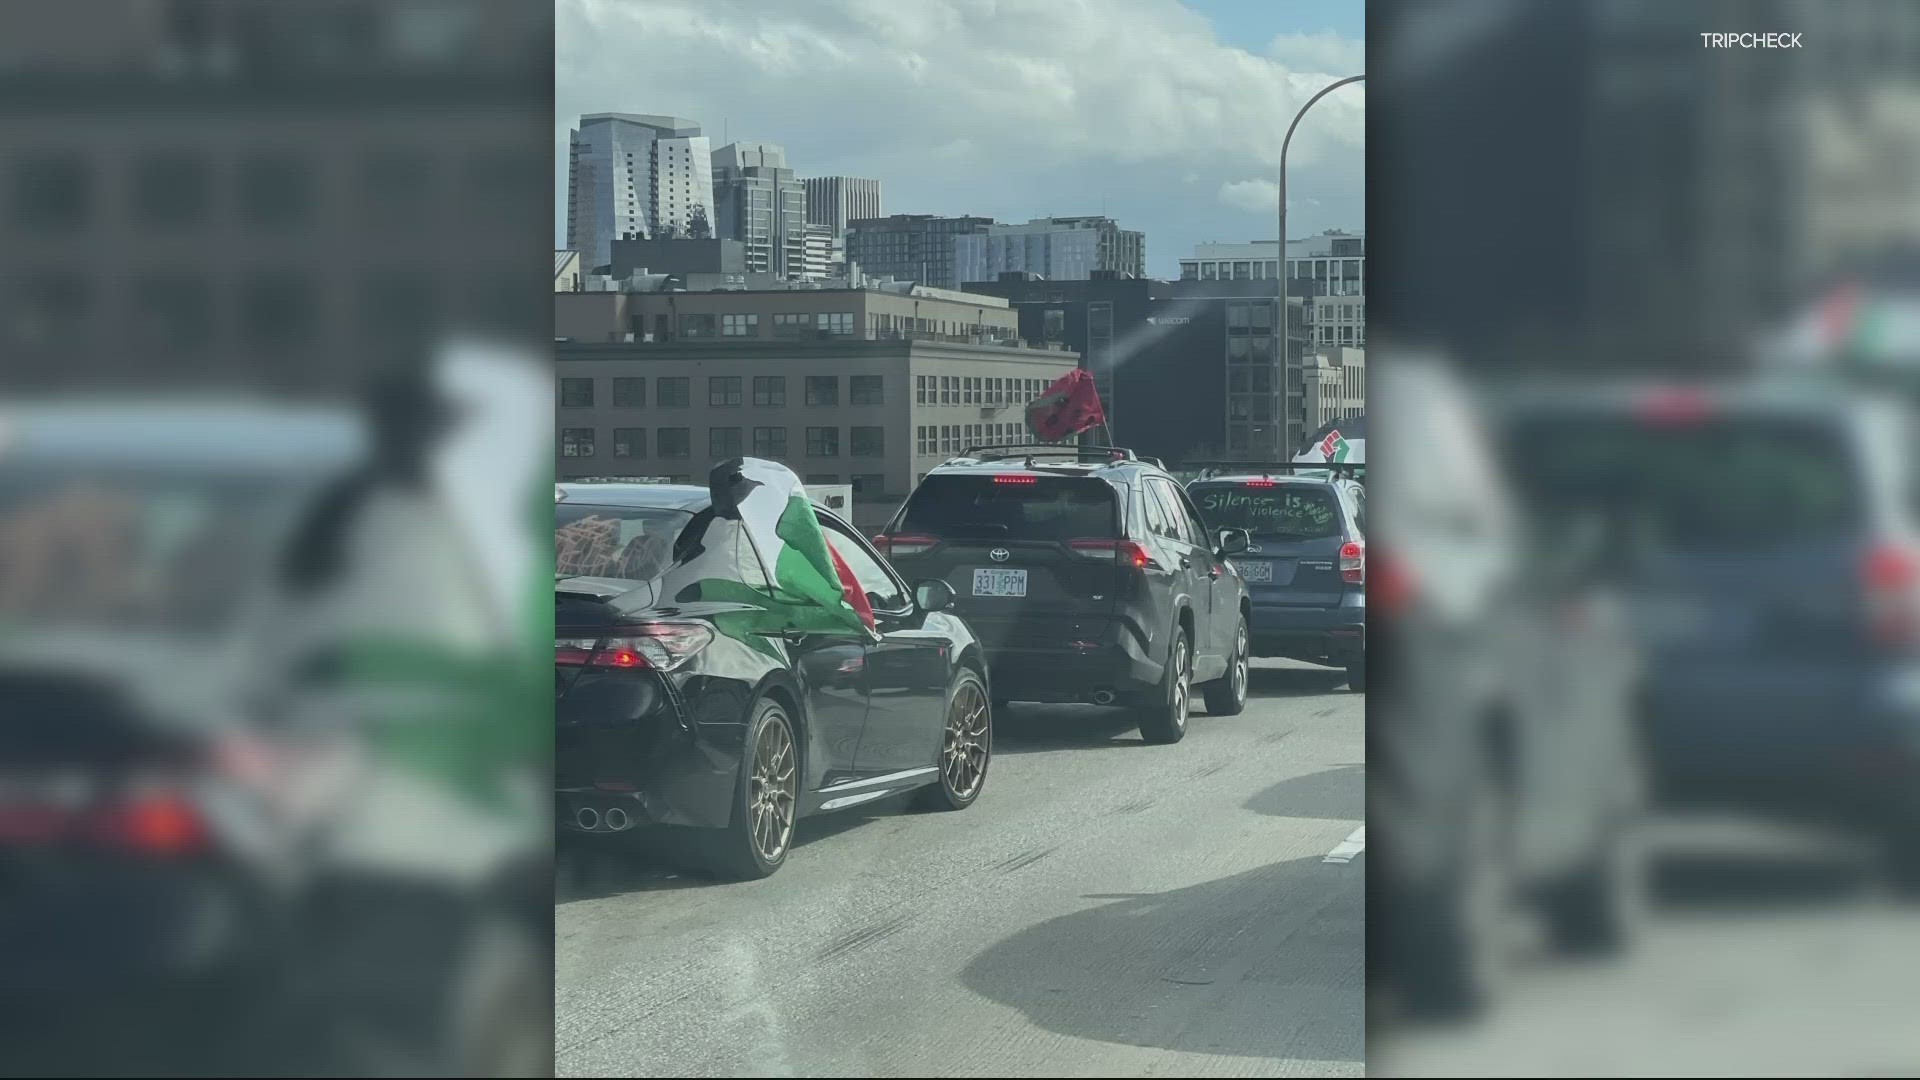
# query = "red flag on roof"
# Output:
<box><xmin>1026</xmin><ymin>369</ymin><xmax>1107</xmax><ymax>443</ymax></box>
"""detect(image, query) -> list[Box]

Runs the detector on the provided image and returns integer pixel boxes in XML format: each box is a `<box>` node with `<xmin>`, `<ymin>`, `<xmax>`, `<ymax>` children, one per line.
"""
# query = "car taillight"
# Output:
<box><xmin>1068</xmin><ymin>538</ymin><xmax>1151</xmax><ymax>569</ymax></box>
<box><xmin>1340</xmin><ymin>540</ymin><xmax>1365</xmax><ymax>584</ymax></box>
<box><xmin>874</xmin><ymin>533</ymin><xmax>938</xmax><ymax>557</ymax></box>
<box><xmin>1370</xmin><ymin>547</ymin><xmax>1420</xmax><ymax>617</ymax></box>
<box><xmin>1864</xmin><ymin>542</ymin><xmax>1920</xmax><ymax>647</ymax></box>
<box><xmin>556</xmin><ymin>622</ymin><xmax>715</xmax><ymax>672</ymax></box>
<box><xmin>96</xmin><ymin>791</ymin><xmax>211</xmax><ymax>857</ymax></box>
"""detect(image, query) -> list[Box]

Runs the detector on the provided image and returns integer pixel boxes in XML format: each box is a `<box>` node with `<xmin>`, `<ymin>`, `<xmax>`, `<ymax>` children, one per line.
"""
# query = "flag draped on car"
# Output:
<box><xmin>709</xmin><ymin>457</ymin><xmax>879</xmax><ymax>640</ymax></box>
<box><xmin>1026</xmin><ymin>369</ymin><xmax>1107</xmax><ymax>443</ymax></box>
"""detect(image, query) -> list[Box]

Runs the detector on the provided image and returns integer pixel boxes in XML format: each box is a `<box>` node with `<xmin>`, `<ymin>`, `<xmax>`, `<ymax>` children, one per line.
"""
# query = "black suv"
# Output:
<box><xmin>877</xmin><ymin>445</ymin><xmax>1253</xmax><ymax>745</ymax></box>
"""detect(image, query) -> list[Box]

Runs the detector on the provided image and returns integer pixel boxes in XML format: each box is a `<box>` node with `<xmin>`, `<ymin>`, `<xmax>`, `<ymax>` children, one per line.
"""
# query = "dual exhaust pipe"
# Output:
<box><xmin>575</xmin><ymin>806</ymin><xmax>633</xmax><ymax>832</ymax></box>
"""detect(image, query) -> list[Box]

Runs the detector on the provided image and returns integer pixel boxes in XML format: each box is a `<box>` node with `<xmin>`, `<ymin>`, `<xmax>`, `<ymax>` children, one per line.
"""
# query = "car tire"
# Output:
<box><xmin>1201</xmin><ymin>616</ymin><xmax>1250</xmax><ymax>716</ymax></box>
<box><xmin>1345</xmin><ymin>653</ymin><xmax>1367</xmax><ymax>692</ymax></box>
<box><xmin>1136</xmin><ymin>629</ymin><xmax>1192</xmax><ymax>745</ymax></box>
<box><xmin>703</xmin><ymin>696</ymin><xmax>800</xmax><ymax>882</ymax></box>
<box><xmin>1537</xmin><ymin>823</ymin><xmax>1641</xmax><ymax>957</ymax></box>
<box><xmin>915</xmin><ymin>668</ymin><xmax>993</xmax><ymax>812</ymax></box>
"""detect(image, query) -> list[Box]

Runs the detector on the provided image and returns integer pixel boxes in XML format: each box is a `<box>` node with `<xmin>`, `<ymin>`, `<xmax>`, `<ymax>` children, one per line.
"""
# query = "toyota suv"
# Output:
<box><xmin>876</xmin><ymin>445</ymin><xmax>1253</xmax><ymax>745</ymax></box>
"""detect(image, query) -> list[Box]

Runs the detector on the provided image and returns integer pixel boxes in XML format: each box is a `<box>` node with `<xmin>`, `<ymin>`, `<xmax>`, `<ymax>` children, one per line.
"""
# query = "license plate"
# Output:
<box><xmin>972</xmin><ymin>569</ymin><xmax>1028</xmax><ymax>597</ymax></box>
<box><xmin>1234</xmin><ymin>559</ymin><xmax>1274</xmax><ymax>583</ymax></box>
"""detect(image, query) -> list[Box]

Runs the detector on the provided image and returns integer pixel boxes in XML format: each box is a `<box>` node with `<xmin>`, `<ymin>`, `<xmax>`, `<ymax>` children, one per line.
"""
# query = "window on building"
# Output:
<box><xmin>805</xmin><ymin>376</ymin><xmax>838</xmax><ymax>407</ymax></box>
<box><xmin>613</xmin><ymin>427</ymin><xmax>645</xmax><ymax>457</ymax></box>
<box><xmin>962</xmin><ymin>378</ymin><xmax>977</xmax><ymax>405</ymax></box>
<box><xmin>940</xmin><ymin>425</ymin><xmax>955</xmax><ymax>453</ymax></box>
<box><xmin>753</xmin><ymin>375</ymin><xmax>786</xmax><ymax>407</ymax></box>
<box><xmin>559</xmin><ymin>378</ymin><xmax>594</xmax><ymax>407</ymax></box>
<box><xmin>1233</xmin><ymin>261</ymin><xmax>1250</xmax><ymax>279</ymax></box>
<box><xmin>657</xmin><ymin>377</ymin><xmax>690</xmax><ymax>407</ymax></box>
<box><xmin>850</xmin><ymin>375</ymin><xmax>884</xmax><ymax>406</ymax></box>
<box><xmin>817</xmin><ymin>312</ymin><xmax>854</xmax><ymax>335</ymax></box>
<box><xmin>1340</xmin><ymin>325</ymin><xmax>1354</xmax><ymax>344</ymax></box>
<box><xmin>852</xmin><ymin>474</ymin><xmax>886</xmax><ymax>500</ymax></box>
<box><xmin>657</xmin><ymin>427</ymin><xmax>690</xmax><ymax>457</ymax></box>
<box><xmin>709</xmin><ymin>427</ymin><xmax>743</xmax><ymax>458</ymax></box>
<box><xmin>238</xmin><ymin>156</ymin><xmax>309</xmax><ymax>226</ymax></box>
<box><xmin>851</xmin><ymin>427</ymin><xmax>884</xmax><ymax>457</ymax></box>
<box><xmin>135</xmin><ymin>154</ymin><xmax>210</xmax><ymax>225</ymax></box>
<box><xmin>612</xmin><ymin>377</ymin><xmax>645</xmax><ymax>407</ymax></box>
<box><xmin>677</xmin><ymin>314</ymin><xmax>718</xmax><ymax>339</ymax></box>
<box><xmin>752</xmin><ymin>426</ymin><xmax>787</xmax><ymax>457</ymax></box>
<box><xmin>772</xmin><ymin>312</ymin><xmax>811</xmax><ymax>338</ymax></box>
<box><xmin>1179</xmin><ymin>263</ymin><xmax>1197</xmax><ymax>281</ymax></box>
<box><xmin>722</xmin><ymin>313</ymin><xmax>759</xmax><ymax>337</ymax></box>
<box><xmin>942</xmin><ymin>376</ymin><xmax>957</xmax><ymax>405</ymax></box>
<box><xmin>1253</xmin><ymin>366</ymin><xmax>1274</xmax><ymax>393</ymax></box>
<box><xmin>561</xmin><ymin>427</ymin><xmax>594</xmax><ymax>457</ymax></box>
<box><xmin>806</xmin><ymin>427</ymin><xmax>839</xmax><ymax>456</ymax></box>
<box><xmin>709</xmin><ymin>376</ymin><xmax>742</xmax><ymax>407</ymax></box>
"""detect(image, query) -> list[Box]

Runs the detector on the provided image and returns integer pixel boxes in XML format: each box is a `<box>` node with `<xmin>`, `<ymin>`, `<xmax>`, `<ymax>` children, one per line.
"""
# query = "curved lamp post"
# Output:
<box><xmin>1277</xmin><ymin>74</ymin><xmax>1364</xmax><ymax>297</ymax></box>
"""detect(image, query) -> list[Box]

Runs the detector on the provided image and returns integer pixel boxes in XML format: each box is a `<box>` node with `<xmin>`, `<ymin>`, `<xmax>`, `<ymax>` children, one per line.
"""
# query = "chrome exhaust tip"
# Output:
<box><xmin>576</xmin><ymin>807</ymin><xmax>601</xmax><ymax>831</ymax></box>
<box><xmin>1091</xmin><ymin>689</ymin><xmax>1116</xmax><ymax>706</ymax></box>
<box><xmin>604</xmin><ymin>807</ymin><xmax>630</xmax><ymax>831</ymax></box>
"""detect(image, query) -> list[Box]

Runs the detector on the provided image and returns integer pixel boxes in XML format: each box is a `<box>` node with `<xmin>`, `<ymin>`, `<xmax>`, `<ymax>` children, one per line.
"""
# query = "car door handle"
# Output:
<box><xmin>1178</xmin><ymin>554</ymin><xmax>1192</xmax><ymax>569</ymax></box>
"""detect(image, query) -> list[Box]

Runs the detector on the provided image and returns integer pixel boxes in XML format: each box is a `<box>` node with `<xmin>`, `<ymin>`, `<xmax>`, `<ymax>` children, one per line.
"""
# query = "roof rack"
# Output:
<box><xmin>1183</xmin><ymin>460</ymin><xmax>1365</xmax><ymax>481</ymax></box>
<box><xmin>962</xmin><ymin>443</ymin><xmax>1138</xmax><ymax>462</ymax></box>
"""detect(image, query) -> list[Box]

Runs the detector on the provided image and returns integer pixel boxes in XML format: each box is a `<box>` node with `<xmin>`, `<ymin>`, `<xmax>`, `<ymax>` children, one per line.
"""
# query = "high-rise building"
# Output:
<box><xmin>567</xmin><ymin>113</ymin><xmax>714</xmax><ymax>272</ymax></box>
<box><xmin>709</xmin><ymin>142</ymin><xmax>807</xmax><ymax>279</ymax></box>
<box><xmin>804</xmin><ymin>176</ymin><xmax>884</xmax><ymax>236</ymax></box>
<box><xmin>845</xmin><ymin>214</ymin><xmax>995</xmax><ymax>290</ymax></box>
<box><xmin>802</xmin><ymin>225</ymin><xmax>836</xmax><ymax>281</ymax></box>
<box><xmin>952</xmin><ymin>216</ymin><xmax>1146</xmax><ymax>284</ymax></box>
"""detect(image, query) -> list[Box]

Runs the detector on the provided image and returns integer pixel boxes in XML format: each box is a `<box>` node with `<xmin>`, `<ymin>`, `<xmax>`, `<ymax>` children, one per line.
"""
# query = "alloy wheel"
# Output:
<box><xmin>1172</xmin><ymin>639</ymin><xmax>1190</xmax><ymax>729</ymax></box>
<box><xmin>749</xmin><ymin>711</ymin><xmax>797</xmax><ymax>863</ymax></box>
<box><xmin>1231</xmin><ymin>623</ymin><xmax>1249</xmax><ymax>706</ymax></box>
<box><xmin>941</xmin><ymin>679</ymin><xmax>991</xmax><ymax>799</ymax></box>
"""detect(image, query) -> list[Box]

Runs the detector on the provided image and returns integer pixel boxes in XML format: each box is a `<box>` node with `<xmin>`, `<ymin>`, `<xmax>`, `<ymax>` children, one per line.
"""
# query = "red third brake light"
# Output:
<box><xmin>1244</xmin><ymin>479</ymin><xmax>1277</xmax><ymax>488</ymax></box>
<box><xmin>1636</xmin><ymin>387</ymin><xmax>1714</xmax><ymax>428</ymax></box>
<box><xmin>994</xmin><ymin>474</ymin><xmax>1039</xmax><ymax>484</ymax></box>
<box><xmin>1339</xmin><ymin>540</ymin><xmax>1366</xmax><ymax>584</ymax></box>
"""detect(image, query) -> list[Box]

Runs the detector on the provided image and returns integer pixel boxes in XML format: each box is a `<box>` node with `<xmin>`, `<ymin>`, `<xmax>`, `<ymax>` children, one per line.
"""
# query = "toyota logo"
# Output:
<box><xmin>989</xmin><ymin>547</ymin><xmax>1011</xmax><ymax>563</ymax></box>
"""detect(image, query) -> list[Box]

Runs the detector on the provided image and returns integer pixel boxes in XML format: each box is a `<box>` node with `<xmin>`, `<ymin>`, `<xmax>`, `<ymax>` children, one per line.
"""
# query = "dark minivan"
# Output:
<box><xmin>1186</xmin><ymin>467</ymin><xmax>1367</xmax><ymax>689</ymax></box>
<box><xmin>877</xmin><ymin>446</ymin><xmax>1252</xmax><ymax>745</ymax></box>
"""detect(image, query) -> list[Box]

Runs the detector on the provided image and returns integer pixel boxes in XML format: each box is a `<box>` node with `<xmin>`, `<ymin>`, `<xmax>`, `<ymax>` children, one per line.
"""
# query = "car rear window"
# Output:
<box><xmin>556</xmin><ymin>503</ymin><xmax>696</xmax><ymax>581</ymax></box>
<box><xmin>1500</xmin><ymin>412</ymin><xmax>1865</xmax><ymax>546</ymax></box>
<box><xmin>897</xmin><ymin>474</ymin><xmax>1119</xmax><ymax>541</ymax></box>
<box><xmin>1189</xmin><ymin>482</ymin><xmax>1344</xmax><ymax>540</ymax></box>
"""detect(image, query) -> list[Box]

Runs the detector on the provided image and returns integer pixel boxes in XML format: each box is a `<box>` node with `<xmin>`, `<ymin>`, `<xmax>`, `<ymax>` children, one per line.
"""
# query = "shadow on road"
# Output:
<box><xmin>555</xmin><ymin>797</ymin><xmax>912</xmax><ymax>903</ymax></box>
<box><xmin>960</xmin><ymin>855</ymin><xmax>1363</xmax><ymax>1064</ymax></box>
<box><xmin>1249</xmin><ymin>664</ymin><xmax>1351</xmax><ymax>698</ymax></box>
<box><xmin>1245</xmin><ymin>764</ymin><xmax>1366</xmax><ymax>822</ymax></box>
<box><xmin>991</xmin><ymin>703</ymin><xmax>1149</xmax><ymax>754</ymax></box>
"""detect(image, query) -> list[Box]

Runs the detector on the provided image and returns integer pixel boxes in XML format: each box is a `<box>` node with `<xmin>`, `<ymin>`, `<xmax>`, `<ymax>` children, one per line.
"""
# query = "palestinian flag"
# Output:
<box><xmin>711</xmin><ymin>457</ymin><xmax>879</xmax><ymax>640</ymax></box>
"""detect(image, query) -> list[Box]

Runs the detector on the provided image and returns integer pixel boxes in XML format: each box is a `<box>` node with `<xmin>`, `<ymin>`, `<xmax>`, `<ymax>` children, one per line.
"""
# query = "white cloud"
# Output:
<box><xmin>557</xmin><ymin>0</ymin><xmax>1365</xmax><ymax>172</ymax></box>
<box><xmin>1218</xmin><ymin>178</ymin><xmax>1278</xmax><ymax>213</ymax></box>
<box><xmin>1266</xmin><ymin>31</ymin><xmax>1366</xmax><ymax>78</ymax></box>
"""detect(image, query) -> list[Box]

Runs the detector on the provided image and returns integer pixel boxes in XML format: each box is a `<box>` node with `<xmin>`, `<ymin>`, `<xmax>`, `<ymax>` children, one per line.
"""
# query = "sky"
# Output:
<box><xmin>555</xmin><ymin>0</ymin><xmax>1364</xmax><ymax>279</ymax></box>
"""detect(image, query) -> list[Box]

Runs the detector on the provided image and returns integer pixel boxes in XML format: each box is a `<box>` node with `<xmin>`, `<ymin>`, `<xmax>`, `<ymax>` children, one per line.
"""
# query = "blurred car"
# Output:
<box><xmin>1186</xmin><ymin>464</ymin><xmax>1367</xmax><ymax>689</ymax></box>
<box><xmin>875</xmin><ymin>445</ymin><xmax>1252</xmax><ymax>745</ymax></box>
<box><xmin>0</xmin><ymin>402</ymin><xmax>364</xmax><ymax>1035</ymax></box>
<box><xmin>555</xmin><ymin>480</ymin><xmax>992</xmax><ymax>881</ymax></box>
<box><xmin>1495</xmin><ymin>383</ymin><xmax>1920</xmax><ymax>887</ymax></box>
<box><xmin>1371</xmin><ymin>360</ymin><xmax>1646</xmax><ymax>1018</ymax></box>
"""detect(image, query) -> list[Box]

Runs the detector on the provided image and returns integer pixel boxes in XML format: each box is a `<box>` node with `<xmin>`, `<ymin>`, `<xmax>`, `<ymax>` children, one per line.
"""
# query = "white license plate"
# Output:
<box><xmin>1235</xmin><ymin>559</ymin><xmax>1274</xmax><ymax>583</ymax></box>
<box><xmin>972</xmin><ymin>568</ymin><xmax>1028</xmax><ymax>597</ymax></box>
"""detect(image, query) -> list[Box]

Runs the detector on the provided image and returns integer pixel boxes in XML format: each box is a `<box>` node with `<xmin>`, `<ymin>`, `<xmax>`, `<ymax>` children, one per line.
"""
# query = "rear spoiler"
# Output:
<box><xmin>1181</xmin><ymin>460</ymin><xmax>1364</xmax><ymax>481</ymax></box>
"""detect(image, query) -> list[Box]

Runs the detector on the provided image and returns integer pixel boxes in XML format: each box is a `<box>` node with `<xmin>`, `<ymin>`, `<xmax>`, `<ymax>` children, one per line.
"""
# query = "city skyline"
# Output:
<box><xmin>556</xmin><ymin>0</ymin><xmax>1363</xmax><ymax>280</ymax></box>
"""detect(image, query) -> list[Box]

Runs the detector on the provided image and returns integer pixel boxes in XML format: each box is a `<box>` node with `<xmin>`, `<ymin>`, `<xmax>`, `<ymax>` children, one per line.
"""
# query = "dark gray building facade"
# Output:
<box><xmin>845</xmin><ymin>214</ymin><xmax>995</xmax><ymax>291</ymax></box>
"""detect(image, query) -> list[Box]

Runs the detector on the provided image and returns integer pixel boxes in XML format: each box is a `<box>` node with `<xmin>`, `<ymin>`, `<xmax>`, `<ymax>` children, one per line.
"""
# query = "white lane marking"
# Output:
<box><xmin>1323</xmin><ymin>825</ymin><xmax>1365</xmax><ymax>864</ymax></box>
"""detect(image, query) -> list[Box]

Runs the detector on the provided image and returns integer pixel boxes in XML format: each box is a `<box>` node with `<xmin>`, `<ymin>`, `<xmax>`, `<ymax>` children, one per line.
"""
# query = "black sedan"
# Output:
<box><xmin>556</xmin><ymin>481</ymin><xmax>993</xmax><ymax>880</ymax></box>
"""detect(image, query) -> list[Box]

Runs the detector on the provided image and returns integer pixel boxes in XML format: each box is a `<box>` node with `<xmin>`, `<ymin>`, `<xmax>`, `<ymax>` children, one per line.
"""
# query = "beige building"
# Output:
<box><xmin>556</xmin><ymin>287</ymin><xmax>1078</xmax><ymax>526</ymax></box>
<box><xmin>1302</xmin><ymin>346</ymin><xmax>1365</xmax><ymax>435</ymax></box>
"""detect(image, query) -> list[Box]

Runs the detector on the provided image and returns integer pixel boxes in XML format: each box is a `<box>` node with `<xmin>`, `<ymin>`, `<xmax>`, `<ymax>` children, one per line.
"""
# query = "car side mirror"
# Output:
<box><xmin>1216</xmin><ymin>528</ymin><xmax>1252</xmax><ymax>557</ymax></box>
<box><xmin>914</xmin><ymin>578</ymin><xmax>956</xmax><ymax>612</ymax></box>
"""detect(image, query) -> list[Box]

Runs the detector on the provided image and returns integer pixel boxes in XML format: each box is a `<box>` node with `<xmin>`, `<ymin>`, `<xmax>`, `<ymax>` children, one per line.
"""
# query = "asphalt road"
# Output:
<box><xmin>1375</xmin><ymin>815</ymin><xmax>1920</xmax><ymax>1077</ymax></box>
<box><xmin>555</xmin><ymin>659</ymin><xmax>1366</xmax><ymax>1078</ymax></box>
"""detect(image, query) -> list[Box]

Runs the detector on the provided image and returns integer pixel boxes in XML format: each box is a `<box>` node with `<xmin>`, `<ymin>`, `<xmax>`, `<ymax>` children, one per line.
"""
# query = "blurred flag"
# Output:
<box><xmin>709</xmin><ymin>458</ymin><xmax>878</xmax><ymax>641</ymax></box>
<box><xmin>1026</xmin><ymin>370</ymin><xmax>1107</xmax><ymax>442</ymax></box>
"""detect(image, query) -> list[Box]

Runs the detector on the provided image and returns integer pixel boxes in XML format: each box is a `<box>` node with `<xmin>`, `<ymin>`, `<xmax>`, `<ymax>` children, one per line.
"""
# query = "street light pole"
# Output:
<box><xmin>1277</xmin><ymin>74</ymin><xmax>1363</xmax><ymax>457</ymax></box>
<box><xmin>1278</xmin><ymin>74</ymin><xmax>1364</xmax><ymax>297</ymax></box>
